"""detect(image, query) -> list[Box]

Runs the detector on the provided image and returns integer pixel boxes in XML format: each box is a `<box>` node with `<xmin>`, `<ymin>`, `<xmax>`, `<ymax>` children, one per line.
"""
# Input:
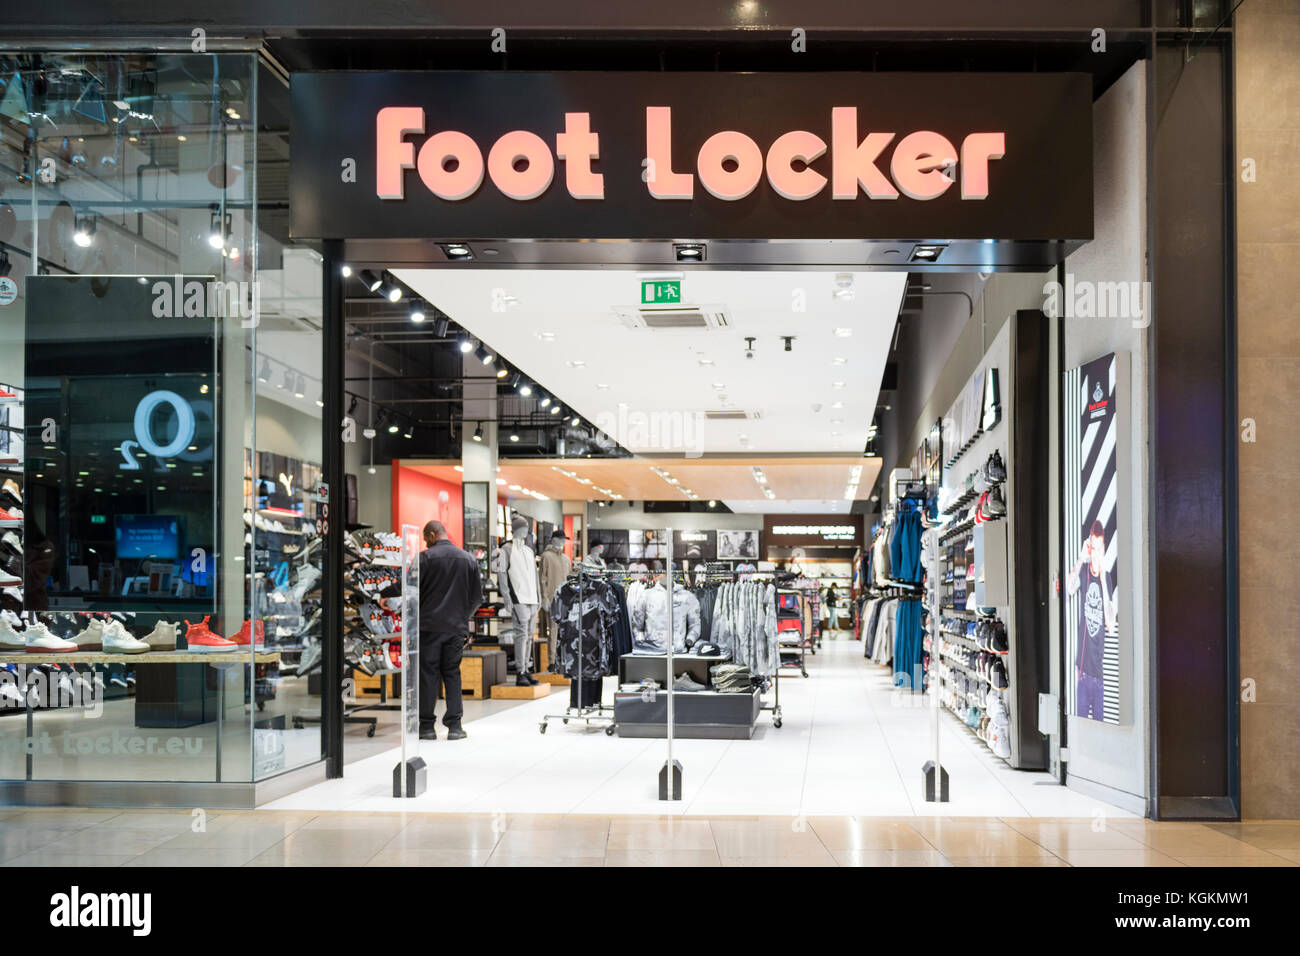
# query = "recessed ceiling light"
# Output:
<box><xmin>832</xmin><ymin>382</ymin><xmax>846</xmax><ymax>389</ymax></box>
<box><xmin>698</xmin><ymin>358</ymin><xmax>714</xmax><ymax>366</ymax></box>
<box><xmin>831</xmin><ymin>401</ymin><xmax>844</xmax><ymax>409</ymax></box>
<box><xmin>536</xmin><ymin>331</ymin><xmax>556</xmax><ymax>342</ymax></box>
<box><xmin>674</xmin><ymin>243</ymin><xmax>706</xmax><ymax>261</ymax></box>
<box><xmin>832</xmin><ymin>357</ymin><xmax>847</xmax><ymax>366</ymax></box>
<box><xmin>833</xmin><ymin>327</ymin><xmax>853</xmax><ymax>337</ymax></box>
<box><xmin>830</xmin><ymin>419</ymin><xmax>843</xmax><ymax>425</ymax></box>
<box><xmin>566</xmin><ymin>360</ymin><xmax>585</xmax><ymax>368</ymax></box>
<box><xmin>596</xmin><ymin>383</ymin><xmax>609</xmax><ymax>390</ymax></box>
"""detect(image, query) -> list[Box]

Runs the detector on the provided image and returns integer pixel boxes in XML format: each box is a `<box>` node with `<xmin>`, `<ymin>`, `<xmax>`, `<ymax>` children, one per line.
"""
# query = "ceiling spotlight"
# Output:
<box><xmin>496</xmin><ymin>365</ymin><xmax>509</xmax><ymax>379</ymax></box>
<box><xmin>538</xmin><ymin>393</ymin><xmax>551</xmax><ymax>408</ymax></box>
<box><xmin>73</xmin><ymin>213</ymin><xmax>97</xmax><ymax>248</ymax></box>
<box><xmin>472</xmin><ymin>423</ymin><xmax>484</xmax><ymax>443</ymax></box>
<box><xmin>507</xmin><ymin>371</ymin><xmax>523</xmax><ymax>389</ymax></box>
<box><xmin>408</xmin><ymin>302</ymin><xmax>426</xmax><ymax>323</ymax></box>
<box><xmin>403</xmin><ymin>425</ymin><xmax>414</xmax><ymax>439</ymax></box>
<box><xmin>257</xmin><ymin>358</ymin><xmax>272</xmax><ymax>383</ymax></box>
<box><xmin>432</xmin><ymin>315</ymin><xmax>450</xmax><ymax>337</ymax></box>
<box><xmin>385</xmin><ymin>283</ymin><xmax>403</xmax><ymax>303</ymax></box>
<box><xmin>509</xmin><ymin>431</ymin><xmax>520</xmax><ymax>442</ymax></box>
<box><xmin>340</xmin><ymin>264</ymin><xmax>353</xmax><ymax>278</ymax></box>
<box><xmin>293</xmin><ymin>375</ymin><xmax>306</xmax><ymax>399</ymax></box>
<box><xmin>833</xmin><ymin>327</ymin><xmax>853</xmax><ymax>337</ymax></box>
<box><xmin>674</xmin><ymin>243</ymin><xmax>706</xmax><ymax>262</ymax></box>
<box><xmin>519</xmin><ymin>381</ymin><xmax>533</xmax><ymax>397</ymax></box>
<box><xmin>442</xmin><ymin>243</ymin><xmax>473</xmax><ymax>260</ymax></box>
<box><xmin>347</xmin><ymin>396</ymin><xmax>359</xmax><ymax>416</ymax></box>
<box><xmin>707</xmin><ymin>500</ymin><xmax>717</xmax><ymax>508</ymax></box>
<box><xmin>387</xmin><ymin>420</ymin><xmax>400</xmax><ymax>434</ymax></box>
<box><xmin>456</xmin><ymin>331</ymin><xmax>474</xmax><ymax>353</ymax></box>
<box><xmin>475</xmin><ymin>344</ymin><xmax>495</xmax><ymax>366</ymax></box>
<box><xmin>781</xmin><ymin>336</ymin><xmax>794</xmax><ymax>352</ymax></box>
<box><xmin>571</xmin><ymin>414</ymin><xmax>581</xmax><ymax>426</ymax></box>
<box><xmin>910</xmin><ymin>244</ymin><xmax>947</xmax><ymax>262</ymax></box>
<box><xmin>358</xmin><ymin>270</ymin><xmax>383</xmax><ymax>293</ymax></box>
<box><xmin>279</xmin><ymin>369</ymin><xmax>291</xmax><ymax>390</ymax></box>
<box><xmin>550</xmin><ymin>404</ymin><xmax>561</xmax><ymax>415</ymax></box>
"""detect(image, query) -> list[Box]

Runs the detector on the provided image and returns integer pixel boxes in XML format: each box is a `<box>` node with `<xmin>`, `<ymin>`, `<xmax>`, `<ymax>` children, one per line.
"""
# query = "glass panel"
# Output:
<box><xmin>0</xmin><ymin>51</ymin><xmax>263</xmax><ymax>784</ymax></box>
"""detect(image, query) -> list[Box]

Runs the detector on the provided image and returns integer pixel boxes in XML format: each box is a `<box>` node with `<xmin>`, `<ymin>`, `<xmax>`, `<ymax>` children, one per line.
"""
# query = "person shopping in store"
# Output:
<box><xmin>418</xmin><ymin>520</ymin><xmax>483</xmax><ymax>740</ymax></box>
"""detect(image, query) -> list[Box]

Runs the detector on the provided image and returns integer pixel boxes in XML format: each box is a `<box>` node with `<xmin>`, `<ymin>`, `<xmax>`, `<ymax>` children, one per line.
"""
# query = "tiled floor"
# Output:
<box><xmin>265</xmin><ymin>638</ymin><xmax>1138</xmax><ymax>817</ymax></box>
<box><xmin>2</xmin><ymin>808</ymin><xmax>1298</xmax><ymax>866</ymax></box>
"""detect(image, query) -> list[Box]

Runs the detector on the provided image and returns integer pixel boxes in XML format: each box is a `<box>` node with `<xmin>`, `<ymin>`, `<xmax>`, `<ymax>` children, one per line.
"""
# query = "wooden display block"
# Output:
<box><xmin>534</xmin><ymin>672</ymin><xmax>570</xmax><ymax>686</ymax></box>
<box><xmin>352</xmin><ymin>671</ymin><xmax>399</xmax><ymax>698</ymax></box>
<box><xmin>490</xmin><ymin>682</ymin><xmax>552</xmax><ymax>700</ymax></box>
<box><xmin>455</xmin><ymin>649</ymin><xmax>506</xmax><ymax>699</ymax></box>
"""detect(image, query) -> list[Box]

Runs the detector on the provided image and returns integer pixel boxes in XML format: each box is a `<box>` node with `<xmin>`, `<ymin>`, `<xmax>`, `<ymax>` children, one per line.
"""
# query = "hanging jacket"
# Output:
<box><xmin>631</xmin><ymin>582</ymin><xmax>701</xmax><ymax>653</ymax></box>
<box><xmin>550</xmin><ymin>577</ymin><xmax>619</xmax><ymax>678</ymax></box>
<box><xmin>539</xmin><ymin>544</ymin><xmax>571</xmax><ymax>606</ymax></box>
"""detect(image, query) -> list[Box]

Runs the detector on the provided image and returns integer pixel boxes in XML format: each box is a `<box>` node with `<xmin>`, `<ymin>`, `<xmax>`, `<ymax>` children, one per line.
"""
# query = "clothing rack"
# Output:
<box><xmin>539</xmin><ymin>566</ymin><xmax>617</xmax><ymax>735</ymax></box>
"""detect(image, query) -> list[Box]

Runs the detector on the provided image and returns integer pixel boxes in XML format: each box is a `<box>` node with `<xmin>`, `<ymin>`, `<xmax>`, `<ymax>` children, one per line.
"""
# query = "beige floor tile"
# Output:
<box><xmin>1205</xmin><ymin>823</ymin><xmax>1300</xmax><ymax>851</ymax></box>
<box><xmin>484</xmin><ymin>853</ymin><xmax>604</xmax><ymax>867</ymax></box>
<box><xmin>244</xmin><ymin>840</ymin><xmax>381</xmax><ymax>866</ymax></box>
<box><xmin>85</xmin><ymin>810</ymin><xmax>207</xmax><ymax>831</ymax></box>
<box><xmin>3</xmin><ymin>850</ymin><xmax>139</xmax><ymax>867</ymax></box>
<box><xmin>1270</xmin><ymin>847</ymin><xmax>1300</xmax><ymax>863</ymax></box>
<box><xmin>152</xmin><ymin>825</ymin><xmax>293</xmax><ymax>853</ymax></box>
<box><xmin>43</xmin><ymin>826</ymin><xmax>177</xmax><ymax>856</ymax></box>
<box><xmin>494</xmin><ymin>829</ymin><xmax>609</xmax><ymax>856</ymax></box>
<box><xmin>0</xmin><ymin>827</ymin><xmax>86</xmax><ymax>863</ymax></box>
<box><xmin>504</xmin><ymin>814</ymin><xmax>611</xmax><ymax>832</ymax></box>
<box><xmin>708</xmin><ymin>819</ymin><xmax>832</xmax><ymax>858</ymax></box>
<box><xmin>1059</xmin><ymin>849</ymin><xmax>1185</xmax><ymax>867</ymax></box>
<box><xmin>124</xmin><ymin>846</ymin><xmax>264</xmax><ymax>867</ymax></box>
<box><xmin>607</xmin><ymin>819</ymin><xmax>715</xmax><ymax>851</ymax></box>
<box><xmin>1172</xmin><ymin>855</ymin><xmax>1296</xmax><ymax>867</ymax></box>
<box><xmin>909</xmin><ymin>826</ymin><xmax>1051</xmax><ymax>859</ymax></box>
<box><xmin>810</xmin><ymin>818</ymin><xmax>933</xmax><ymax>851</ymax></box>
<box><xmin>0</xmin><ymin>810</ymin><xmax>122</xmax><ymax>830</ymax></box>
<box><xmin>720</xmin><ymin>855</ymin><xmax>838</xmax><ymax>867</ymax></box>
<box><xmin>1002</xmin><ymin>821</ymin><xmax>1146</xmax><ymax>853</ymax></box>
<box><xmin>1136</xmin><ymin>829</ymin><xmax>1279</xmax><ymax>857</ymax></box>
<box><xmin>946</xmin><ymin>856</ymin><xmax>1070</xmax><ymax>867</ymax></box>
<box><xmin>832</xmin><ymin>849</ymin><xmax>950</xmax><ymax>866</ymax></box>
<box><xmin>604</xmin><ymin>849</ymin><xmax>721</xmax><ymax>867</ymax></box>
<box><xmin>297</xmin><ymin>813</ymin><xmax>410</xmax><ymax>835</ymax></box>
<box><xmin>383</xmin><ymin>821</ymin><xmax>504</xmax><ymax>852</ymax></box>
<box><xmin>365</xmin><ymin>847</ymin><xmax>493</xmax><ymax>867</ymax></box>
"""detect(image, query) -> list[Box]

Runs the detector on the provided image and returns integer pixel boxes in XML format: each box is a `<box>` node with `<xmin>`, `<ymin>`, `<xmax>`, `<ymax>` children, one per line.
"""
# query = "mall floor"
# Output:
<box><xmin>3</xmin><ymin>638</ymin><xmax>1297</xmax><ymax>866</ymax></box>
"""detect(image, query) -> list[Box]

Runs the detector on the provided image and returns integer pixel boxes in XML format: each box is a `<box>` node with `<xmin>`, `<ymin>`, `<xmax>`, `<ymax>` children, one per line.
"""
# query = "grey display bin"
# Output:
<box><xmin>613</xmin><ymin>689</ymin><xmax>761</xmax><ymax>739</ymax></box>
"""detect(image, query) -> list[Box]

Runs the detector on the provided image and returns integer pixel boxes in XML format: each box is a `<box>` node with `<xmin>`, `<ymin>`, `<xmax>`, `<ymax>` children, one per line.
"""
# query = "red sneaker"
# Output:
<box><xmin>228</xmin><ymin>619</ymin><xmax>265</xmax><ymax>646</ymax></box>
<box><xmin>0</xmin><ymin>507</ymin><xmax>21</xmax><ymax>528</ymax></box>
<box><xmin>183</xmin><ymin>616</ymin><xmax>238</xmax><ymax>653</ymax></box>
<box><xmin>0</xmin><ymin>388</ymin><xmax>17</xmax><ymax>404</ymax></box>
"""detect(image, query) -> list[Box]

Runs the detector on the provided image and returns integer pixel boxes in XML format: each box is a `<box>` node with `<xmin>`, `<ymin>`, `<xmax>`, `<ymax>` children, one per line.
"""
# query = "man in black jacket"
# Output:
<box><xmin>418</xmin><ymin>521</ymin><xmax>483</xmax><ymax>740</ymax></box>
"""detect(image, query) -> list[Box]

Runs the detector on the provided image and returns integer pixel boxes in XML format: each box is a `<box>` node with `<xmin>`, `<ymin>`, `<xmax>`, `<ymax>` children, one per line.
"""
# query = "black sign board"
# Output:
<box><xmin>291</xmin><ymin>71</ymin><xmax>1092</xmax><ymax>242</ymax></box>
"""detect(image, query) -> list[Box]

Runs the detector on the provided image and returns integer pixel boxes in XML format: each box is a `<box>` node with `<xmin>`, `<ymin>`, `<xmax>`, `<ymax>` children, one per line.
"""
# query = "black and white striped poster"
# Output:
<box><xmin>1064</xmin><ymin>353</ymin><xmax>1121</xmax><ymax>724</ymax></box>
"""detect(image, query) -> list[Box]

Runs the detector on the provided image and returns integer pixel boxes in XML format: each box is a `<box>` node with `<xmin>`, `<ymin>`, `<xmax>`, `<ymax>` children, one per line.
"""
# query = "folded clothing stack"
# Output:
<box><xmin>709</xmin><ymin>662</ymin><xmax>753</xmax><ymax>693</ymax></box>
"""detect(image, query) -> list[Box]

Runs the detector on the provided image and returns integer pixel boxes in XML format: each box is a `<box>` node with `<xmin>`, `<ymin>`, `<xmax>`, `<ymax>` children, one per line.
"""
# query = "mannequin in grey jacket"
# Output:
<box><xmin>631</xmin><ymin>580</ymin><xmax>701</xmax><ymax>653</ymax></box>
<box><xmin>537</xmin><ymin>530</ymin><xmax>571</xmax><ymax>664</ymax></box>
<box><xmin>493</xmin><ymin>515</ymin><xmax>541</xmax><ymax>685</ymax></box>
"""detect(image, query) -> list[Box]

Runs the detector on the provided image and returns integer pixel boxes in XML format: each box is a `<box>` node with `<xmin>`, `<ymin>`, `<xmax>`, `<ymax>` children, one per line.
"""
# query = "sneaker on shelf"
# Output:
<box><xmin>0</xmin><ymin>568</ymin><xmax>19</xmax><ymax>587</ymax></box>
<box><xmin>25</xmin><ymin>623</ymin><xmax>78</xmax><ymax>654</ymax></box>
<box><xmin>102</xmin><ymin>620</ymin><xmax>150</xmax><ymax>655</ymax></box>
<box><xmin>0</xmin><ymin>387</ymin><xmax>18</xmax><ymax>404</ymax></box>
<box><xmin>182</xmin><ymin>616</ymin><xmax>238</xmax><ymax>653</ymax></box>
<box><xmin>142</xmin><ymin>621</ymin><xmax>178</xmax><ymax>651</ymax></box>
<box><xmin>986</xmin><ymin>486</ymin><xmax>1006</xmax><ymax>517</ymax></box>
<box><xmin>72</xmin><ymin>618</ymin><xmax>105</xmax><ymax>651</ymax></box>
<box><xmin>295</xmin><ymin>640</ymin><xmax>322</xmax><ymax>676</ymax></box>
<box><xmin>109</xmin><ymin>674</ymin><xmax>129</xmax><ymax>690</ymax></box>
<box><xmin>228</xmin><ymin>619</ymin><xmax>266</xmax><ymax>646</ymax></box>
<box><xmin>0</xmin><ymin>507</ymin><xmax>21</xmax><ymax>529</ymax></box>
<box><xmin>0</xmin><ymin>479</ymin><xmax>19</xmax><ymax>511</ymax></box>
<box><xmin>0</xmin><ymin>615</ymin><xmax>24</xmax><ymax>650</ymax></box>
<box><xmin>1</xmin><ymin>530</ymin><xmax>20</xmax><ymax>558</ymax></box>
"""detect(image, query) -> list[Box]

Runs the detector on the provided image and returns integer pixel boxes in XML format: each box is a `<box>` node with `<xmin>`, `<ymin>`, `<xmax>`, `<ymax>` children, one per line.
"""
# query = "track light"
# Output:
<box><xmin>385</xmin><ymin>281</ymin><xmax>403</xmax><ymax>303</ymax></box>
<box><xmin>550</xmin><ymin>403</ymin><xmax>561</xmax><ymax>415</ymax></box>
<box><xmin>474</xmin><ymin>344</ymin><xmax>495</xmax><ymax>366</ymax></box>
<box><xmin>507</xmin><ymin>371</ymin><xmax>522</xmax><ymax>389</ymax></box>
<box><xmin>496</xmin><ymin>365</ymin><xmax>509</xmax><ymax>379</ymax></box>
<box><xmin>293</xmin><ymin>375</ymin><xmax>306</xmax><ymax>399</ymax></box>
<box><xmin>472</xmin><ymin>423</ymin><xmax>484</xmax><ymax>443</ymax></box>
<box><xmin>432</xmin><ymin>315</ymin><xmax>449</xmax><ymax>337</ymax></box>
<box><xmin>519</xmin><ymin>382</ymin><xmax>533</xmax><ymax>397</ymax></box>
<box><xmin>509</xmin><ymin>431</ymin><xmax>520</xmax><ymax>442</ymax></box>
<box><xmin>347</xmin><ymin>396</ymin><xmax>359</xmax><ymax>416</ymax></box>
<box><xmin>674</xmin><ymin>242</ymin><xmax>705</xmax><ymax>262</ymax></box>
<box><xmin>408</xmin><ymin>301</ymin><xmax>426</xmax><ymax>323</ymax></box>
<box><xmin>538</xmin><ymin>393</ymin><xmax>551</xmax><ymax>408</ymax></box>
<box><xmin>257</xmin><ymin>358</ymin><xmax>272</xmax><ymax>384</ymax></box>
<box><xmin>206</xmin><ymin>207</ymin><xmax>228</xmax><ymax>249</ymax></box>
<box><xmin>387</xmin><ymin>420</ymin><xmax>400</xmax><ymax>434</ymax></box>
<box><xmin>441</xmin><ymin>243</ymin><xmax>473</xmax><ymax>260</ymax></box>
<box><xmin>456</xmin><ymin>331</ymin><xmax>474</xmax><ymax>353</ymax></box>
<box><xmin>571</xmin><ymin>414</ymin><xmax>581</xmax><ymax>426</ymax></box>
<box><xmin>358</xmin><ymin>270</ymin><xmax>382</xmax><ymax>293</ymax></box>
<box><xmin>340</xmin><ymin>264</ymin><xmax>353</xmax><ymax>278</ymax></box>
<box><xmin>403</xmin><ymin>424</ymin><xmax>414</xmax><ymax>439</ymax></box>
<box><xmin>280</xmin><ymin>369</ymin><xmax>291</xmax><ymax>390</ymax></box>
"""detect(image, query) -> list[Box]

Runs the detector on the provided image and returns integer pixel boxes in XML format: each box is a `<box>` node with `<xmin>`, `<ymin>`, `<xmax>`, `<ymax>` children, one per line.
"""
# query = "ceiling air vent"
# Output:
<box><xmin>615</xmin><ymin>305</ymin><xmax>731</xmax><ymax>330</ymax></box>
<box><xmin>704</xmin><ymin>409</ymin><xmax>761</xmax><ymax>421</ymax></box>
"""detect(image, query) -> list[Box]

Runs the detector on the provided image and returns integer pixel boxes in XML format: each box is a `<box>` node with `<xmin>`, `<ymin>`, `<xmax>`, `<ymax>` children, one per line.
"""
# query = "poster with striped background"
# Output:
<box><xmin>1064</xmin><ymin>353</ymin><xmax>1121</xmax><ymax>724</ymax></box>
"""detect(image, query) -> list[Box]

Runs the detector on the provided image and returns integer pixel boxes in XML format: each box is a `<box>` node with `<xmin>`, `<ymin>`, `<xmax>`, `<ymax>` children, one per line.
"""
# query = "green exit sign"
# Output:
<box><xmin>641</xmin><ymin>279</ymin><xmax>682</xmax><ymax>305</ymax></box>
<box><xmin>90</xmin><ymin>515</ymin><xmax>107</xmax><ymax>525</ymax></box>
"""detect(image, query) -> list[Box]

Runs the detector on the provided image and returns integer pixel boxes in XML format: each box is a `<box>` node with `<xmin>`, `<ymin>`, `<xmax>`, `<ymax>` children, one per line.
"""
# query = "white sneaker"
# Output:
<box><xmin>0</xmin><ymin>677</ymin><xmax>22</xmax><ymax>703</ymax></box>
<box><xmin>72</xmin><ymin>618</ymin><xmax>104</xmax><ymax>651</ymax></box>
<box><xmin>25</xmin><ymin>624</ymin><xmax>78</xmax><ymax>653</ymax></box>
<box><xmin>103</xmin><ymin>620</ymin><xmax>149</xmax><ymax>654</ymax></box>
<box><xmin>0</xmin><ymin>616</ymin><xmax>24</xmax><ymax>650</ymax></box>
<box><xmin>142</xmin><ymin>620</ymin><xmax>178</xmax><ymax>650</ymax></box>
<box><xmin>0</xmin><ymin>569</ymin><xmax>20</xmax><ymax>587</ymax></box>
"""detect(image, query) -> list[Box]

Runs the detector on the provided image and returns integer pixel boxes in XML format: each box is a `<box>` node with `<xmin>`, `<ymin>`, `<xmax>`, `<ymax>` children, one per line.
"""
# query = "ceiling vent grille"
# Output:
<box><xmin>615</xmin><ymin>305</ymin><xmax>731</xmax><ymax>330</ymax></box>
<box><xmin>704</xmin><ymin>409</ymin><xmax>760</xmax><ymax>421</ymax></box>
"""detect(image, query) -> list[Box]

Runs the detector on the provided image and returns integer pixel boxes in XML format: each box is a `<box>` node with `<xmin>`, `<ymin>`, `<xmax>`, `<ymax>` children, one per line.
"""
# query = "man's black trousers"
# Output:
<box><xmin>420</xmin><ymin>631</ymin><xmax>465</xmax><ymax>730</ymax></box>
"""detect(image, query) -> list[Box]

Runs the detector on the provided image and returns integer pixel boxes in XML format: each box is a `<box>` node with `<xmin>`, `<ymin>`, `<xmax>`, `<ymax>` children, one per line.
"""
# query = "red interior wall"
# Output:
<box><xmin>392</xmin><ymin>463</ymin><xmax>463</xmax><ymax>547</ymax></box>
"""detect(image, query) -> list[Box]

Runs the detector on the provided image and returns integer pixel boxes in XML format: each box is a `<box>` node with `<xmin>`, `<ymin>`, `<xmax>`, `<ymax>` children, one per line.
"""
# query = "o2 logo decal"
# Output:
<box><xmin>119</xmin><ymin>390</ymin><xmax>214</xmax><ymax>470</ymax></box>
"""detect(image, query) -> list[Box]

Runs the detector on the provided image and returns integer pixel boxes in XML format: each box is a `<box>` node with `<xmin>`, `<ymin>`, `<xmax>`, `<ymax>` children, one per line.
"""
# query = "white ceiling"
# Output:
<box><xmin>396</xmin><ymin>267</ymin><xmax>905</xmax><ymax>511</ymax></box>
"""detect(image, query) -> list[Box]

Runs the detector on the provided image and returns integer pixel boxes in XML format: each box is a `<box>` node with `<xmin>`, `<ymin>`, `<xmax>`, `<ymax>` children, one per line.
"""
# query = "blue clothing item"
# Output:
<box><xmin>892</xmin><ymin>599</ymin><xmax>925</xmax><ymax>691</ymax></box>
<box><xmin>887</xmin><ymin>509</ymin><xmax>923</xmax><ymax>584</ymax></box>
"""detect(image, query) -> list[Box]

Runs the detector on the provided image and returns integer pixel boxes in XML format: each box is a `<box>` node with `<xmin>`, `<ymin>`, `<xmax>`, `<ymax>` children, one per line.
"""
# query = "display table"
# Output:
<box><xmin>613</xmin><ymin>688</ymin><xmax>761</xmax><ymax>739</ymax></box>
<box><xmin>618</xmin><ymin>652</ymin><xmax>727</xmax><ymax>687</ymax></box>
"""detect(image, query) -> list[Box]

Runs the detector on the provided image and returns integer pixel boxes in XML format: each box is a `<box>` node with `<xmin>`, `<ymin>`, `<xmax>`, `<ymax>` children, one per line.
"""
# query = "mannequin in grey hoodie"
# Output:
<box><xmin>631</xmin><ymin>580</ymin><xmax>701</xmax><ymax>653</ymax></box>
<box><xmin>493</xmin><ymin>515</ymin><xmax>541</xmax><ymax>685</ymax></box>
<box><xmin>538</xmin><ymin>530</ymin><xmax>571</xmax><ymax>665</ymax></box>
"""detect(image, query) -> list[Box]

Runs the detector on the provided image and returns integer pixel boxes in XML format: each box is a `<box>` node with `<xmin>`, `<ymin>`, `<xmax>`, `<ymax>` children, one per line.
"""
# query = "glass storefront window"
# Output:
<box><xmin>0</xmin><ymin>51</ymin><xmax>324</xmax><ymax>792</ymax></box>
